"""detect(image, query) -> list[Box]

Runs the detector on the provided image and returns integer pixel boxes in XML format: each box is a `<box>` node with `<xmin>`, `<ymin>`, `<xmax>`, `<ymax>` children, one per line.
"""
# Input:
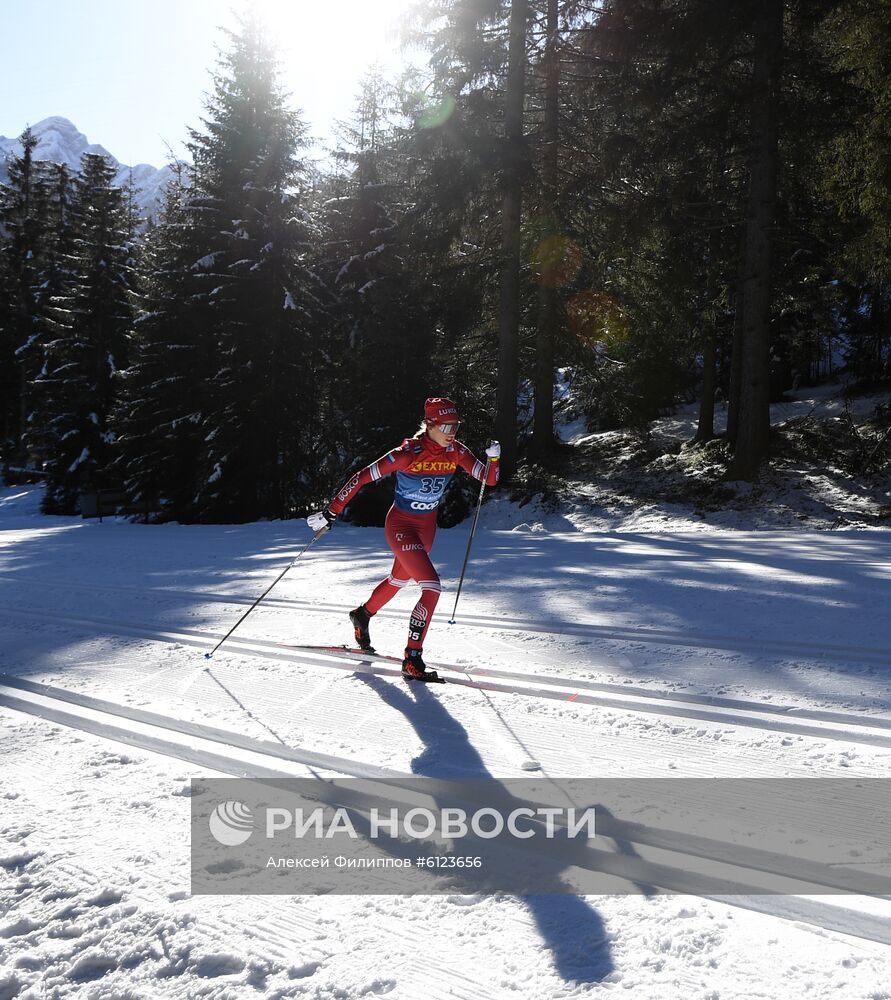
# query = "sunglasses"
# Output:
<box><xmin>434</xmin><ymin>422</ymin><xmax>460</xmax><ymax>434</ymax></box>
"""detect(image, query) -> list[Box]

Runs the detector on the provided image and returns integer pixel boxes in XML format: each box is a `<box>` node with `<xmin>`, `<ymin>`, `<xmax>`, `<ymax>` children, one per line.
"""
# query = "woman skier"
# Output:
<box><xmin>307</xmin><ymin>397</ymin><xmax>500</xmax><ymax>682</ymax></box>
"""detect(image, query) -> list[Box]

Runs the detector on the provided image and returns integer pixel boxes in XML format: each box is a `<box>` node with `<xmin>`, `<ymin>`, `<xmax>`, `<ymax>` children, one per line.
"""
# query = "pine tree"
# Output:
<box><xmin>400</xmin><ymin>0</ymin><xmax>530</xmax><ymax>472</ymax></box>
<box><xmin>111</xmin><ymin>167</ymin><xmax>214</xmax><ymax>517</ymax></box>
<box><xmin>728</xmin><ymin>0</ymin><xmax>783</xmax><ymax>480</ymax></box>
<box><xmin>495</xmin><ymin>0</ymin><xmax>530</xmax><ymax>480</ymax></box>
<box><xmin>33</xmin><ymin>152</ymin><xmax>136</xmax><ymax>512</ymax></box>
<box><xmin>182</xmin><ymin>14</ymin><xmax>325</xmax><ymax>521</ymax></box>
<box><xmin>554</xmin><ymin>1</ymin><xmax>749</xmax><ymax>435</ymax></box>
<box><xmin>21</xmin><ymin>162</ymin><xmax>75</xmax><ymax>472</ymax></box>
<box><xmin>320</xmin><ymin>68</ymin><xmax>434</xmax><ymax>479</ymax></box>
<box><xmin>530</xmin><ymin>0</ymin><xmax>560</xmax><ymax>460</ymax></box>
<box><xmin>819</xmin><ymin>0</ymin><xmax>891</xmax><ymax>384</ymax></box>
<box><xmin>0</xmin><ymin>128</ymin><xmax>45</xmax><ymax>468</ymax></box>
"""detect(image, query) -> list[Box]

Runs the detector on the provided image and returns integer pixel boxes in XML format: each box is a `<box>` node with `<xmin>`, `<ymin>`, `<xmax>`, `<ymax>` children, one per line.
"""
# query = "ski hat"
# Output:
<box><xmin>424</xmin><ymin>397</ymin><xmax>460</xmax><ymax>426</ymax></box>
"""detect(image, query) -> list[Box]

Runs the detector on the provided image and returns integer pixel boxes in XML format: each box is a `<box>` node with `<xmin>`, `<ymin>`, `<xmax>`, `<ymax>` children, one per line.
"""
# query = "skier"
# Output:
<box><xmin>307</xmin><ymin>397</ymin><xmax>500</xmax><ymax>682</ymax></box>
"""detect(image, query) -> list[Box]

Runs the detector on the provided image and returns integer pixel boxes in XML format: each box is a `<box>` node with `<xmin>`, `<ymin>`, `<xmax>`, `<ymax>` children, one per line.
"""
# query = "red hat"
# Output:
<box><xmin>424</xmin><ymin>397</ymin><xmax>460</xmax><ymax>425</ymax></box>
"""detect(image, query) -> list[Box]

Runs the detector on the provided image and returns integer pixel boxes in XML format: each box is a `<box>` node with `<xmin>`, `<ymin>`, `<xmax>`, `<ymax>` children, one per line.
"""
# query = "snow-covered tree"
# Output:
<box><xmin>181</xmin><ymin>14</ymin><xmax>325</xmax><ymax>521</ymax></box>
<box><xmin>32</xmin><ymin>152</ymin><xmax>136</xmax><ymax>512</ymax></box>
<box><xmin>0</xmin><ymin>128</ymin><xmax>51</xmax><ymax>468</ymax></box>
<box><xmin>320</xmin><ymin>69</ymin><xmax>434</xmax><ymax>469</ymax></box>
<box><xmin>111</xmin><ymin>168</ymin><xmax>213</xmax><ymax>517</ymax></box>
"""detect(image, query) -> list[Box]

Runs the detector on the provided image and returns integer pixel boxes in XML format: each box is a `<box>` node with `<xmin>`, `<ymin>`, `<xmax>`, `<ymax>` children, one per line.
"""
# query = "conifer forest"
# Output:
<box><xmin>1</xmin><ymin>0</ymin><xmax>889</xmax><ymax>523</ymax></box>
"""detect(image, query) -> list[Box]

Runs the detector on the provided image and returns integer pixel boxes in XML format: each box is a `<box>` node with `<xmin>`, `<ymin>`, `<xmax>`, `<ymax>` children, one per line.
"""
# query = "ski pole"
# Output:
<box><xmin>448</xmin><ymin>453</ymin><xmax>492</xmax><ymax>624</ymax></box>
<box><xmin>204</xmin><ymin>526</ymin><xmax>329</xmax><ymax>659</ymax></box>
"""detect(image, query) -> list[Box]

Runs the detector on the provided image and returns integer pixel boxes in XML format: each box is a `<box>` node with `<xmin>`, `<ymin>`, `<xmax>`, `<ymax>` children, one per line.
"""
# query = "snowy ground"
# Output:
<box><xmin>2</xmin><ymin>420</ymin><xmax>891</xmax><ymax>998</ymax></box>
<box><xmin>532</xmin><ymin>381</ymin><xmax>891</xmax><ymax>534</ymax></box>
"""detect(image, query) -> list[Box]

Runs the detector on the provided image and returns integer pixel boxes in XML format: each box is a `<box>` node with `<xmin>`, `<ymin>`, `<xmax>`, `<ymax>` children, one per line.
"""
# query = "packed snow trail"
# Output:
<box><xmin>3</xmin><ymin>603</ymin><xmax>891</xmax><ymax>751</ymax></box>
<box><xmin>2</xmin><ymin>676</ymin><xmax>889</xmax><ymax>891</ymax></box>
<box><xmin>4</xmin><ymin>568</ymin><xmax>891</xmax><ymax>665</ymax></box>
<box><xmin>2</xmin><ymin>484</ymin><xmax>891</xmax><ymax>998</ymax></box>
<box><xmin>0</xmin><ymin>674</ymin><xmax>407</xmax><ymax>780</ymax></box>
<box><xmin>4</xmin><ymin>676</ymin><xmax>891</xmax><ymax>951</ymax></box>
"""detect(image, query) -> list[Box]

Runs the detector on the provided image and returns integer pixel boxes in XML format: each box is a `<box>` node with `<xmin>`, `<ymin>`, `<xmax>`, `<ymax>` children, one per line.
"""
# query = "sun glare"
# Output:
<box><xmin>252</xmin><ymin>0</ymin><xmax>412</xmax><ymax>76</ymax></box>
<box><xmin>245</xmin><ymin>0</ymin><xmax>416</xmax><ymax>147</ymax></box>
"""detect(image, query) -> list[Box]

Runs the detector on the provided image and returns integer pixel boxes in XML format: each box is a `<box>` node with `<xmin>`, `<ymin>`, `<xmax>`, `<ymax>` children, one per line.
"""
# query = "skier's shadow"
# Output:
<box><xmin>354</xmin><ymin>673</ymin><xmax>616</xmax><ymax>984</ymax></box>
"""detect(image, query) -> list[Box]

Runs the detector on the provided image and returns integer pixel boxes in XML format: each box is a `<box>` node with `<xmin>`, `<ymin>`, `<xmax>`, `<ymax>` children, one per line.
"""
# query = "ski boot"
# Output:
<box><xmin>349</xmin><ymin>605</ymin><xmax>374</xmax><ymax>652</ymax></box>
<box><xmin>401</xmin><ymin>647</ymin><xmax>444</xmax><ymax>684</ymax></box>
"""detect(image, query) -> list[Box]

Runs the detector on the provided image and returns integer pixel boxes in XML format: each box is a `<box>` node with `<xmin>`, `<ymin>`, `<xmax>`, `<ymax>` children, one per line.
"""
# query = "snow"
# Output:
<box><xmin>1</xmin><ymin>424</ymin><xmax>890</xmax><ymax>997</ymax></box>
<box><xmin>0</xmin><ymin>117</ymin><xmax>177</xmax><ymax>216</ymax></box>
<box><xmin>192</xmin><ymin>253</ymin><xmax>221</xmax><ymax>270</ymax></box>
<box><xmin>13</xmin><ymin>335</ymin><xmax>38</xmax><ymax>357</ymax></box>
<box><xmin>336</xmin><ymin>256</ymin><xmax>360</xmax><ymax>283</ymax></box>
<box><xmin>542</xmin><ymin>383</ymin><xmax>891</xmax><ymax>534</ymax></box>
<box><xmin>66</xmin><ymin>447</ymin><xmax>90</xmax><ymax>473</ymax></box>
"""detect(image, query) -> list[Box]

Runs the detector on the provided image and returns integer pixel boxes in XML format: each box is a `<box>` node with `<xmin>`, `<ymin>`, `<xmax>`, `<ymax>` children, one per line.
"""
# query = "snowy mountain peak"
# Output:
<box><xmin>30</xmin><ymin>115</ymin><xmax>86</xmax><ymax>138</ymax></box>
<box><xmin>0</xmin><ymin>116</ymin><xmax>176</xmax><ymax>216</ymax></box>
<box><xmin>30</xmin><ymin>115</ymin><xmax>85</xmax><ymax>140</ymax></box>
<box><xmin>12</xmin><ymin>117</ymin><xmax>112</xmax><ymax>167</ymax></box>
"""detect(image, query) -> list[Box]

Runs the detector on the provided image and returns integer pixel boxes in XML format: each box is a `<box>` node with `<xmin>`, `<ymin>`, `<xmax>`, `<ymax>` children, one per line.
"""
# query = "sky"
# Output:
<box><xmin>1</xmin><ymin>0</ymin><xmax>417</xmax><ymax>168</ymax></box>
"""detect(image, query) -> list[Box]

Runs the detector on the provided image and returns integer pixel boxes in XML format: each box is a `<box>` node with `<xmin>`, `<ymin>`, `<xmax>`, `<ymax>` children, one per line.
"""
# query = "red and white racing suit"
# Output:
<box><xmin>328</xmin><ymin>433</ymin><xmax>499</xmax><ymax>650</ymax></box>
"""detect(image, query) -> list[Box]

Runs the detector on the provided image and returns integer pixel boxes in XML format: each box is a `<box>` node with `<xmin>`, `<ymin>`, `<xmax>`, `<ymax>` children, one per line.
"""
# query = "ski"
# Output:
<box><xmin>276</xmin><ymin>643</ymin><xmax>447</xmax><ymax>683</ymax></box>
<box><xmin>402</xmin><ymin>671</ymin><xmax>446</xmax><ymax>685</ymax></box>
<box><xmin>277</xmin><ymin>643</ymin><xmax>388</xmax><ymax>659</ymax></box>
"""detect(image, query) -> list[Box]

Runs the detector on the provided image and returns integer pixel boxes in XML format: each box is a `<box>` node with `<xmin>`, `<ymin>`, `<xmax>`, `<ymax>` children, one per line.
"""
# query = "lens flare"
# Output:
<box><xmin>415</xmin><ymin>94</ymin><xmax>456</xmax><ymax>129</ymax></box>
<box><xmin>567</xmin><ymin>290</ymin><xmax>630</xmax><ymax>350</ymax></box>
<box><xmin>530</xmin><ymin>234</ymin><xmax>583</xmax><ymax>288</ymax></box>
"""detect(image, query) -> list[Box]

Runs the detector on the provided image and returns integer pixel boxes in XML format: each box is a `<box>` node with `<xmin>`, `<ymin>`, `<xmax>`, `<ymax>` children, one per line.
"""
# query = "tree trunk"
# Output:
<box><xmin>532</xmin><ymin>0</ymin><xmax>559</xmax><ymax>462</ymax></box>
<box><xmin>870</xmin><ymin>282</ymin><xmax>886</xmax><ymax>376</ymax></box>
<box><xmin>694</xmin><ymin>228</ymin><xmax>721</xmax><ymax>444</ymax></box>
<box><xmin>495</xmin><ymin>0</ymin><xmax>528</xmax><ymax>482</ymax></box>
<box><xmin>726</xmin><ymin>273</ymin><xmax>744</xmax><ymax>443</ymax></box>
<box><xmin>729</xmin><ymin>0</ymin><xmax>783</xmax><ymax>480</ymax></box>
<box><xmin>694</xmin><ymin>330</ymin><xmax>717</xmax><ymax>444</ymax></box>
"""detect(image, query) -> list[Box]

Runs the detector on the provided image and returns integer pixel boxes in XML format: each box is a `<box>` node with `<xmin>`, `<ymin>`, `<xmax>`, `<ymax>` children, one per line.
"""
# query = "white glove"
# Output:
<box><xmin>485</xmin><ymin>441</ymin><xmax>501</xmax><ymax>460</ymax></box>
<box><xmin>307</xmin><ymin>509</ymin><xmax>336</xmax><ymax>532</ymax></box>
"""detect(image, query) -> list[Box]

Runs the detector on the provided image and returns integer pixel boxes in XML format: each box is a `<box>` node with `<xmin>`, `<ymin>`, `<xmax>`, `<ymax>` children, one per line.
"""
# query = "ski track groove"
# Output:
<box><xmin>0</xmin><ymin>675</ymin><xmax>410</xmax><ymax>782</ymax></box>
<box><xmin>8</xmin><ymin>537</ymin><xmax>891</xmax><ymax>990</ymax></box>
<box><xmin>6</xmin><ymin>665</ymin><xmax>847</xmax><ymax>835</ymax></box>
<box><xmin>0</xmin><ymin>680</ymin><xmax>867</xmax><ymax>879</ymax></box>
<box><xmin>3</xmin><ymin>680</ymin><xmax>889</xmax><ymax>891</ymax></box>
<box><xmin>0</xmin><ymin>692</ymin><xmax>487</xmax><ymax>992</ymax></box>
<box><xmin>2</xmin><ymin>570</ymin><xmax>890</xmax><ymax>665</ymax></box>
<box><xmin>2</xmin><ymin>602</ymin><xmax>891</xmax><ymax>752</ymax></box>
<box><xmin>276</xmin><ymin>642</ymin><xmax>891</xmax><ymax>733</ymax></box>
<box><xmin>268</xmin><ymin>597</ymin><xmax>891</xmax><ymax>666</ymax></box>
<box><xmin>3</xmin><ymin>697</ymin><xmax>891</xmax><ymax>951</ymax></box>
<box><xmin>0</xmin><ymin>592</ymin><xmax>885</xmax><ymax>740</ymax></box>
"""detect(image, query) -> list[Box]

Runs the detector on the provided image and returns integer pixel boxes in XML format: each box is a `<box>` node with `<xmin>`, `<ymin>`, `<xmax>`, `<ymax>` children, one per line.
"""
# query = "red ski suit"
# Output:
<box><xmin>328</xmin><ymin>434</ymin><xmax>499</xmax><ymax>649</ymax></box>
